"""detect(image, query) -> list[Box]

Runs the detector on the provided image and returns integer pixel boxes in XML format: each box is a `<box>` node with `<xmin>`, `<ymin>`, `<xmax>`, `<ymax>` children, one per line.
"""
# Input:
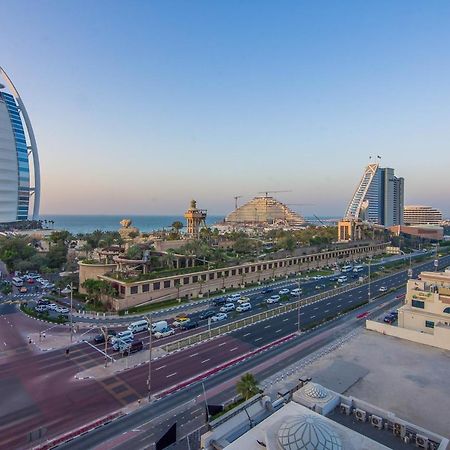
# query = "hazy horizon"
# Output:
<box><xmin>2</xmin><ymin>1</ymin><xmax>450</xmax><ymax>217</ymax></box>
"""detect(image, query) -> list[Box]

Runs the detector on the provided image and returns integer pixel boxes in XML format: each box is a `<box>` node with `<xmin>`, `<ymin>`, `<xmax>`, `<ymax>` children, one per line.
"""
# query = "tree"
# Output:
<box><xmin>171</xmin><ymin>221</ymin><xmax>184</xmax><ymax>236</ymax></box>
<box><xmin>236</xmin><ymin>373</ymin><xmax>259</xmax><ymax>400</ymax></box>
<box><xmin>126</xmin><ymin>245</ymin><xmax>143</xmax><ymax>260</ymax></box>
<box><xmin>0</xmin><ymin>236</ymin><xmax>36</xmax><ymax>271</ymax></box>
<box><xmin>49</xmin><ymin>230</ymin><xmax>72</xmax><ymax>245</ymax></box>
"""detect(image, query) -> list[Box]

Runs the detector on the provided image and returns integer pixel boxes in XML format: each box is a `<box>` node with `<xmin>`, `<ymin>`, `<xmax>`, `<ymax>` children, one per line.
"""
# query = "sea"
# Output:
<box><xmin>39</xmin><ymin>215</ymin><xmax>340</xmax><ymax>235</ymax></box>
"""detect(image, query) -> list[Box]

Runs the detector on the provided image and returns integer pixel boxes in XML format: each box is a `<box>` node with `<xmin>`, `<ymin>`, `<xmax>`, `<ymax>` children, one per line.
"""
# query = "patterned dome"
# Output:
<box><xmin>303</xmin><ymin>383</ymin><xmax>329</xmax><ymax>399</ymax></box>
<box><xmin>277</xmin><ymin>415</ymin><xmax>342</xmax><ymax>450</ymax></box>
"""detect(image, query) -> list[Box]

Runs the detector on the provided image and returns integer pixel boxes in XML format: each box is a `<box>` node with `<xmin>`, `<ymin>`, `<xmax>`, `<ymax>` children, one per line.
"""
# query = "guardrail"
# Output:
<box><xmin>162</xmin><ymin>280</ymin><xmax>363</xmax><ymax>353</ymax></box>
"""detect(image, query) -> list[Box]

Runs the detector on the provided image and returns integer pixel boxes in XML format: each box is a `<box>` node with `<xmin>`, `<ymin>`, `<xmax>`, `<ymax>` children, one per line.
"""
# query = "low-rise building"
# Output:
<box><xmin>404</xmin><ymin>205</ymin><xmax>443</xmax><ymax>226</ymax></box>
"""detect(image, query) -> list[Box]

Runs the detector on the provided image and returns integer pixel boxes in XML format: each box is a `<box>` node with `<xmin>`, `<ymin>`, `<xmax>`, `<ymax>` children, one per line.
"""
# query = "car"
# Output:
<box><xmin>389</xmin><ymin>310</ymin><xmax>398</xmax><ymax>317</ymax></box>
<box><xmin>35</xmin><ymin>305</ymin><xmax>47</xmax><ymax>313</ymax></box>
<box><xmin>116</xmin><ymin>330</ymin><xmax>134</xmax><ymax>341</ymax></box>
<box><xmin>38</xmin><ymin>299</ymin><xmax>50</xmax><ymax>306</ymax></box>
<box><xmin>236</xmin><ymin>302</ymin><xmax>252</xmax><ymax>312</ymax></box>
<box><xmin>279</xmin><ymin>288</ymin><xmax>290</xmax><ymax>295</ymax></box>
<box><xmin>315</xmin><ymin>285</ymin><xmax>322</xmax><ymax>290</ymax></box>
<box><xmin>211</xmin><ymin>312</ymin><xmax>227</xmax><ymax>322</ymax></box>
<box><xmin>19</xmin><ymin>286</ymin><xmax>28</xmax><ymax>293</ymax></box>
<box><xmin>267</xmin><ymin>295</ymin><xmax>281</xmax><ymax>304</ymax></box>
<box><xmin>43</xmin><ymin>283</ymin><xmax>55</xmax><ymax>290</ymax></box>
<box><xmin>395</xmin><ymin>294</ymin><xmax>405</xmax><ymax>300</ymax></box>
<box><xmin>356</xmin><ymin>311</ymin><xmax>369</xmax><ymax>319</ymax></box>
<box><xmin>27</xmin><ymin>278</ymin><xmax>35</xmax><ymax>284</ymax></box>
<box><xmin>199</xmin><ymin>310</ymin><xmax>216</xmax><ymax>320</ymax></box>
<box><xmin>112</xmin><ymin>336</ymin><xmax>134</xmax><ymax>351</ymax></box>
<box><xmin>227</xmin><ymin>293</ymin><xmax>241</xmax><ymax>302</ymax></box>
<box><xmin>220</xmin><ymin>303</ymin><xmax>235</xmax><ymax>313</ymax></box>
<box><xmin>55</xmin><ymin>306</ymin><xmax>69</xmax><ymax>314</ymax></box>
<box><xmin>237</xmin><ymin>296</ymin><xmax>251</xmax><ymax>305</ymax></box>
<box><xmin>290</xmin><ymin>288</ymin><xmax>302</xmax><ymax>296</ymax></box>
<box><xmin>383</xmin><ymin>315</ymin><xmax>395</xmax><ymax>324</ymax></box>
<box><xmin>262</xmin><ymin>287</ymin><xmax>273</xmax><ymax>294</ymax></box>
<box><xmin>180</xmin><ymin>321</ymin><xmax>199</xmax><ymax>330</ymax></box>
<box><xmin>93</xmin><ymin>330</ymin><xmax>117</xmax><ymax>344</ymax></box>
<box><xmin>47</xmin><ymin>303</ymin><xmax>58</xmax><ymax>311</ymax></box>
<box><xmin>379</xmin><ymin>286</ymin><xmax>387</xmax><ymax>292</ymax></box>
<box><xmin>154</xmin><ymin>327</ymin><xmax>175</xmax><ymax>339</ymax></box>
<box><xmin>172</xmin><ymin>317</ymin><xmax>191</xmax><ymax>327</ymax></box>
<box><xmin>123</xmin><ymin>340</ymin><xmax>144</xmax><ymax>355</ymax></box>
<box><xmin>213</xmin><ymin>297</ymin><xmax>227</xmax><ymax>306</ymax></box>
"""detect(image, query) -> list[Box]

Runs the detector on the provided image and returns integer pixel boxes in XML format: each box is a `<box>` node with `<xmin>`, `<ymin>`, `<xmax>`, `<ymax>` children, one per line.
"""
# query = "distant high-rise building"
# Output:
<box><xmin>345</xmin><ymin>163</ymin><xmax>404</xmax><ymax>227</ymax></box>
<box><xmin>404</xmin><ymin>205</ymin><xmax>442</xmax><ymax>225</ymax></box>
<box><xmin>0</xmin><ymin>67</ymin><xmax>40</xmax><ymax>223</ymax></box>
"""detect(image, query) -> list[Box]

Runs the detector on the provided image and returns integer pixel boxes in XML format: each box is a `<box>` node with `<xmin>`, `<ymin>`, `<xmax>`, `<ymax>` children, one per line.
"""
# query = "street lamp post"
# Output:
<box><xmin>69</xmin><ymin>282</ymin><xmax>73</xmax><ymax>343</ymax></box>
<box><xmin>368</xmin><ymin>257</ymin><xmax>372</xmax><ymax>303</ymax></box>
<box><xmin>101</xmin><ymin>326</ymin><xmax>109</xmax><ymax>368</ymax></box>
<box><xmin>297</xmin><ymin>279</ymin><xmax>301</xmax><ymax>334</ymax></box>
<box><xmin>144</xmin><ymin>315</ymin><xmax>153</xmax><ymax>402</ymax></box>
<box><xmin>202</xmin><ymin>381</ymin><xmax>210</xmax><ymax>423</ymax></box>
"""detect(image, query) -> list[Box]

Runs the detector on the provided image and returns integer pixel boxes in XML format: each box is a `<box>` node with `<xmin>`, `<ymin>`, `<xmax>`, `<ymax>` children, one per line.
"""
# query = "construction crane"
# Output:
<box><xmin>257</xmin><ymin>190</ymin><xmax>292</xmax><ymax>198</ymax></box>
<box><xmin>233</xmin><ymin>195</ymin><xmax>243</xmax><ymax>210</ymax></box>
<box><xmin>313</xmin><ymin>214</ymin><xmax>326</xmax><ymax>226</ymax></box>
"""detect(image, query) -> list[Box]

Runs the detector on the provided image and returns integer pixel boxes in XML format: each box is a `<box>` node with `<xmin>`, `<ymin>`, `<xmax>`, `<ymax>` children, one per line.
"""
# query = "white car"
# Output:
<box><xmin>154</xmin><ymin>327</ymin><xmax>175</xmax><ymax>339</ymax></box>
<box><xmin>237</xmin><ymin>296</ymin><xmax>250</xmax><ymax>305</ymax></box>
<box><xmin>379</xmin><ymin>286</ymin><xmax>387</xmax><ymax>292</ymax></box>
<box><xmin>47</xmin><ymin>303</ymin><xmax>58</xmax><ymax>311</ymax></box>
<box><xmin>211</xmin><ymin>312</ymin><xmax>228</xmax><ymax>322</ymax></box>
<box><xmin>220</xmin><ymin>303</ymin><xmax>235</xmax><ymax>313</ymax></box>
<box><xmin>267</xmin><ymin>295</ymin><xmax>280</xmax><ymax>304</ymax></box>
<box><xmin>279</xmin><ymin>288</ymin><xmax>290</xmax><ymax>295</ymax></box>
<box><xmin>291</xmin><ymin>288</ymin><xmax>302</xmax><ymax>296</ymax></box>
<box><xmin>227</xmin><ymin>293</ymin><xmax>241</xmax><ymax>302</ymax></box>
<box><xmin>56</xmin><ymin>306</ymin><xmax>69</xmax><ymax>314</ymax></box>
<box><xmin>236</xmin><ymin>302</ymin><xmax>251</xmax><ymax>313</ymax></box>
<box><xmin>35</xmin><ymin>305</ymin><xmax>47</xmax><ymax>313</ymax></box>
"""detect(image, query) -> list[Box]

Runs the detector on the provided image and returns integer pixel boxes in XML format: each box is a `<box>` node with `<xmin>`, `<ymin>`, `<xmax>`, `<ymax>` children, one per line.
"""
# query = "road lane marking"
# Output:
<box><xmin>324</xmin><ymin>309</ymin><xmax>329</xmax><ymax>313</ymax></box>
<box><xmin>314</xmin><ymin>307</ymin><xmax>319</xmax><ymax>310</ymax></box>
<box><xmin>229</xmin><ymin>347</ymin><xmax>238</xmax><ymax>352</ymax></box>
<box><xmin>283</xmin><ymin>318</ymin><xmax>289</xmax><ymax>322</ymax></box>
<box><xmin>264</xmin><ymin>325</ymin><xmax>271</xmax><ymax>329</ymax></box>
<box><xmin>243</xmin><ymin>332</ymin><xmax>251</xmax><ymax>337</ymax></box>
<box><xmin>155</xmin><ymin>365</ymin><xmax>166</xmax><ymax>371</ymax></box>
<box><xmin>255</xmin><ymin>337</ymin><xmax>262</xmax><ymax>342</ymax></box>
<box><xmin>201</xmin><ymin>359</ymin><xmax>210</xmax><ymax>363</ymax></box>
<box><xmin>166</xmin><ymin>372</ymin><xmax>177</xmax><ymax>378</ymax></box>
<box><xmin>218</xmin><ymin>342</ymin><xmax>226</xmax><ymax>346</ymax></box>
<box><xmin>189</xmin><ymin>353</ymin><xmax>199</xmax><ymax>357</ymax></box>
<box><xmin>310</xmin><ymin>315</ymin><xmax>316</xmax><ymax>318</ymax></box>
<box><xmin>275</xmin><ymin>329</ymin><xmax>282</xmax><ymax>333</ymax></box>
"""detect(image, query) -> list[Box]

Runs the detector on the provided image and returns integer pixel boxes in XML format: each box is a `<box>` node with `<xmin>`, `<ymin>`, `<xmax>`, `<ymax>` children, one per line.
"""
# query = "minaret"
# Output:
<box><xmin>184</xmin><ymin>200</ymin><xmax>207</xmax><ymax>238</ymax></box>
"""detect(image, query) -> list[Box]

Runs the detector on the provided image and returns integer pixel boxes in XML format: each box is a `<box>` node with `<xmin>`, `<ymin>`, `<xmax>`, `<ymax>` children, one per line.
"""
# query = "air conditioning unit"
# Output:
<box><xmin>340</xmin><ymin>403</ymin><xmax>352</xmax><ymax>415</ymax></box>
<box><xmin>354</xmin><ymin>408</ymin><xmax>367</xmax><ymax>422</ymax></box>
<box><xmin>370</xmin><ymin>414</ymin><xmax>383</xmax><ymax>430</ymax></box>
<box><xmin>415</xmin><ymin>434</ymin><xmax>429</xmax><ymax>448</ymax></box>
<box><xmin>393</xmin><ymin>422</ymin><xmax>406</xmax><ymax>438</ymax></box>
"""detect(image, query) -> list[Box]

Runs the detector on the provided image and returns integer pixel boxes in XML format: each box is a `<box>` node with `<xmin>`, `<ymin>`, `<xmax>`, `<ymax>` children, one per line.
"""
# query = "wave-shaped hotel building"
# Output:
<box><xmin>0</xmin><ymin>67</ymin><xmax>40</xmax><ymax>223</ymax></box>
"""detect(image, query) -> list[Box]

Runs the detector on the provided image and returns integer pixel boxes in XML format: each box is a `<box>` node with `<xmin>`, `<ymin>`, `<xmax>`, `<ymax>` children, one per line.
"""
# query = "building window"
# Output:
<box><xmin>209</xmin><ymin>273</ymin><xmax>214</xmax><ymax>280</ymax></box>
<box><xmin>130</xmin><ymin>286</ymin><xmax>138</xmax><ymax>294</ymax></box>
<box><xmin>201</xmin><ymin>274</ymin><xmax>207</xmax><ymax>281</ymax></box>
<box><xmin>412</xmin><ymin>299</ymin><xmax>425</xmax><ymax>309</ymax></box>
<box><xmin>192</xmin><ymin>276</ymin><xmax>198</xmax><ymax>283</ymax></box>
<box><xmin>183</xmin><ymin>277</ymin><xmax>190</xmax><ymax>285</ymax></box>
<box><xmin>425</xmin><ymin>320</ymin><xmax>435</xmax><ymax>328</ymax></box>
<box><xmin>231</xmin><ymin>269</ymin><xmax>236</xmax><ymax>276</ymax></box>
<box><xmin>224</xmin><ymin>270</ymin><xmax>229</xmax><ymax>277</ymax></box>
<box><xmin>142</xmin><ymin>284</ymin><xmax>149</xmax><ymax>293</ymax></box>
<box><xmin>120</xmin><ymin>286</ymin><xmax>125</xmax><ymax>295</ymax></box>
<box><xmin>164</xmin><ymin>280</ymin><xmax>170</xmax><ymax>288</ymax></box>
<box><xmin>153</xmin><ymin>282</ymin><xmax>160</xmax><ymax>290</ymax></box>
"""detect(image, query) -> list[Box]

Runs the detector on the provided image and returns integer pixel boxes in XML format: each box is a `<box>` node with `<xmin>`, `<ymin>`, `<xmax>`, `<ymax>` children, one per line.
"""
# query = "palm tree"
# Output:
<box><xmin>171</xmin><ymin>221</ymin><xmax>184</xmax><ymax>236</ymax></box>
<box><xmin>236</xmin><ymin>373</ymin><xmax>259</xmax><ymax>400</ymax></box>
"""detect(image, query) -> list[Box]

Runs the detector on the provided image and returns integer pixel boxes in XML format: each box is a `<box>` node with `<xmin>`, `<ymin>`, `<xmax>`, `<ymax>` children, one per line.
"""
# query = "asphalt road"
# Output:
<box><xmin>55</xmin><ymin>255</ymin><xmax>449</xmax><ymax>450</ymax></box>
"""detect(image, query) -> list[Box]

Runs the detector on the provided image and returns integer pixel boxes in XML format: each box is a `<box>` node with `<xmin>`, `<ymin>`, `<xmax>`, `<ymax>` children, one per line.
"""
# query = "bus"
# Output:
<box><xmin>12</xmin><ymin>277</ymin><xmax>23</xmax><ymax>287</ymax></box>
<box><xmin>341</xmin><ymin>265</ymin><xmax>353</xmax><ymax>273</ymax></box>
<box><xmin>353</xmin><ymin>265</ymin><xmax>364</xmax><ymax>273</ymax></box>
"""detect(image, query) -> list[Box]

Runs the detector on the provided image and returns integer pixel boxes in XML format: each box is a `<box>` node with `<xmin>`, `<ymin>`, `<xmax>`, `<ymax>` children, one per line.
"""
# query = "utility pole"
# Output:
<box><xmin>202</xmin><ymin>381</ymin><xmax>210</xmax><ymax>423</ymax></box>
<box><xmin>69</xmin><ymin>282</ymin><xmax>73</xmax><ymax>343</ymax></box>
<box><xmin>297</xmin><ymin>279</ymin><xmax>301</xmax><ymax>334</ymax></box>
<box><xmin>368</xmin><ymin>257</ymin><xmax>372</xmax><ymax>303</ymax></box>
<box><xmin>101</xmin><ymin>325</ymin><xmax>109</xmax><ymax>368</ymax></box>
<box><xmin>434</xmin><ymin>243</ymin><xmax>439</xmax><ymax>272</ymax></box>
<box><xmin>144</xmin><ymin>315</ymin><xmax>153</xmax><ymax>401</ymax></box>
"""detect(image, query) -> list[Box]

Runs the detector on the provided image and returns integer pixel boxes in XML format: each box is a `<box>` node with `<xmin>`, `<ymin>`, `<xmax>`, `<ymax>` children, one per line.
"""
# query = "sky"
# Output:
<box><xmin>1</xmin><ymin>0</ymin><xmax>450</xmax><ymax>217</ymax></box>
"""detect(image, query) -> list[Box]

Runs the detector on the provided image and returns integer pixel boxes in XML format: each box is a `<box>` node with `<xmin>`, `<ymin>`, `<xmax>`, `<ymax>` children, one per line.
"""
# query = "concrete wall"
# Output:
<box><xmin>366</xmin><ymin>320</ymin><xmax>450</xmax><ymax>351</ymax></box>
<box><xmin>78</xmin><ymin>262</ymin><xmax>117</xmax><ymax>294</ymax></box>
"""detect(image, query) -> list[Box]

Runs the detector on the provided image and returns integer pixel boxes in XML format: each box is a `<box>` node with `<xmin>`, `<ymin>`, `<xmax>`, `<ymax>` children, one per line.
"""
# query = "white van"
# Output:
<box><xmin>127</xmin><ymin>320</ymin><xmax>148</xmax><ymax>333</ymax></box>
<box><xmin>353</xmin><ymin>265</ymin><xmax>364</xmax><ymax>273</ymax></box>
<box><xmin>341</xmin><ymin>265</ymin><xmax>353</xmax><ymax>273</ymax></box>
<box><xmin>227</xmin><ymin>293</ymin><xmax>241</xmax><ymax>302</ymax></box>
<box><xmin>151</xmin><ymin>320</ymin><xmax>168</xmax><ymax>334</ymax></box>
<box><xmin>337</xmin><ymin>276</ymin><xmax>348</xmax><ymax>283</ymax></box>
<box><xmin>291</xmin><ymin>288</ymin><xmax>302</xmax><ymax>296</ymax></box>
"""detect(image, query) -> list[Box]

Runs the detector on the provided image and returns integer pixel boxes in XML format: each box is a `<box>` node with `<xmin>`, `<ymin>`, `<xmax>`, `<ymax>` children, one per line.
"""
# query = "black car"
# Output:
<box><xmin>123</xmin><ymin>340</ymin><xmax>144</xmax><ymax>355</ymax></box>
<box><xmin>213</xmin><ymin>298</ymin><xmax>227</xmax><ymax>306</ymax></box>
<box><xmin>180</xmin><ymin>321</ymin><xmax>199</xmax><ymax>330</ymax></box>
<box><xmin>93</xmin><ymin>329</ymin><xmax>117</xmax><ymax>344</ymax></box>
<box><xmin>262</xmin><ymin>288</ymin><xmax>273</xmax><ymax>294</ymax></box>
<box><xmin>38</xmin><ymin>299</ymin><xmax>50</xmax><ymax>305</ymax></box>
<box><xmin>199</xmin><ymin>310</ymin><xmax>216</xmax><ymax>320</ymax></box>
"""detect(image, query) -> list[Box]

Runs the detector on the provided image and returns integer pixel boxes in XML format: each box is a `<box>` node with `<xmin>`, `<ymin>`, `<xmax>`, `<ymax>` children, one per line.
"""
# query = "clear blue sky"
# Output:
<box><xmin>2</xmin><ymin>0</ymin><xmax>450</xmax><ymax>217</ymax></box>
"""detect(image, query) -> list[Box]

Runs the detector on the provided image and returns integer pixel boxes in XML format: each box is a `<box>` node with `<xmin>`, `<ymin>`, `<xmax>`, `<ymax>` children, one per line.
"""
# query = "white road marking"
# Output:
<box><xmin>314</xmin><ymin>307</ymin><xmax>319</xmax><ymax>310</ymax></box>
<box><xmin>310</xmin><ymin>315</ymin><xmax>316</xmax><ymax>318</ymax></box>
<box><xmin>201</xmin><ymin>359</ymin><xmax>210</xmax><ymax>363</ymax></box>
<box><xmin>243</xmin><ymin>332</ymin><xmax>251</xmax><ymax>337</ymax></box>
<box><xmin>324</xmin><ymin>309</ymin><xmax>329</xmax><ymax>313</ymax></box>
<box><xmin>283</xmin><ymin>318</ymin><xmax>289</xmax><ymax>322</ymax></box>
<box><xmin>155</xmin><ymin>365</ymin><xmax>166</xmax><ymax>371</ymax></box>
<box><xmin>264</xmin><ymin>325</ymin><xmax>271</xmax><ymax>329</ymax></box>
<box><xmin>275</xmin><ymin>329</ymin><xmax>282</xmax><ymax>333</ymax></box>
<box><xmin>229</xmin><ymin>347</ymin><xmax>238</xmax><ymax>352</ymax></box>
<box><xmin>189</xmin><ymin>353</ymin><xmax>199</xmax><ymax>358</ymax></box>
<box><xmin>166</xmin><ymin>372</ymin><xmax>177</xmax><ymax>378</ymax></box>
<box><xmin>218</xmin><ymin>342</ymin><xmax>227</xmax><ymax>346</ymax></box>
<box><xmin>255</xmin><ymin>337</ymin><xmax>262</xmax><ymax>342</ymax></box>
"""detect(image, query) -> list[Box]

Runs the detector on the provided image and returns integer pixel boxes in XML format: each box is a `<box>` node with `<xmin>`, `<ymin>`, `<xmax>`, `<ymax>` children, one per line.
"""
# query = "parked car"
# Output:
<box><xmin>279</xmin><ymin>288</ymin><xmax>290</xmax><ymax>295</ymax></box>
<box><xmin>35</xmin><ymin>305</ymin><xmax>47</xmax><ymax>313</ymax></box>
<box><xmin>180</xmin><ymin>321</ymin><xmax>199</xmax><ymax>330</ymax></box>
<box><xmin>154</xmin><ymin>327</ymin><xmax>175</xmax><ymax>339</ymax></box>
<box><xmin>267</xmin><ymin>295</ymin><xmax>281</xmax><ymax>304</ymax></box>
<box><xmin>19</xmin><ymin>286</ymin><xmax>28</xmax><ymax>293</ymax></box>
<box><xmin>55</xmin><ymin>306</ymin><xmax>69</xmax><ymax>314</ymax></box>
<box><xmin>211</xmin><ymin>312</ymin><xmax>227</xmax><ymax>322</ymax></box>
<box><xmin>236</xmin><ymin>302</ymin><xmax>252</xmax><ymax>313</ymax></box>
<box><xmin>379</xmin><ymin>286</ymin><xmax>387</xmax><ymax>292</ymax></box>
<box><xmin>199</xmin><ymin>310</ymin><xmax>216</xmax><ymax>320</ymax></box>
<box><xmin>172</xmin><ymin>317</ymin><xmax>191</xmax><ymax>327</ymax></box>
<box><xmin>220</xmin><ymin>303</ymin><xmax>235</xmax><ymax>313</ymax></box>
<box><xmin>47</xmin><ymin>303</ymin><xmax>58</xmax><ymax>311</ymax></box>
<box><xmin>383</xmin><ymin>315</ymin><xmax>395</xmax><ymax>324</ymax></box>
<box><xmin>38</xmin><ymin>299</ymin><xmax>50</xmax><ymax>306</ymax></box>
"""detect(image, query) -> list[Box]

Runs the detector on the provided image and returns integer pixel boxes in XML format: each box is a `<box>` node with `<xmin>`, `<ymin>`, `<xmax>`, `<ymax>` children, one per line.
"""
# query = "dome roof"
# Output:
<box><xmin>277</xmin><ymin>414</ymin><xmax>342</xmax><ymax>450</ymax></box>
<box><xmin>303</xmin><ymin>383</ymin><xmax>329</xmax><ymax>399</ymax></box>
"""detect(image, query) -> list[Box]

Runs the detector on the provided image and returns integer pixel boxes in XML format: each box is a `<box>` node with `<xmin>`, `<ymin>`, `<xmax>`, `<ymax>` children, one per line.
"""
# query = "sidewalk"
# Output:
<box><xmin>74</xmin><ymin>346</ymin><xmax>167</xmax><ymax>380</ymax></box>
<box><xmin>28</xmin><ymin>327</ymin><xmax>97</xmax><ymax>351</ymax></box>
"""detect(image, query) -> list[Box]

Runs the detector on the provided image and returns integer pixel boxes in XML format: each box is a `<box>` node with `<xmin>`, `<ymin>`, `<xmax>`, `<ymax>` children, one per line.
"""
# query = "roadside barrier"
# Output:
<box><xmin>32</xmin><ymin>412</ymin><xmax>122</xmax><ymax>450</ymax></box>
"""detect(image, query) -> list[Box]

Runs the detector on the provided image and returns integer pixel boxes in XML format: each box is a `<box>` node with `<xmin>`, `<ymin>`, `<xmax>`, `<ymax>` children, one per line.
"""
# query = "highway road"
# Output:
<box><xmin>51</xmin><ymin>254</ymin><xmax>449</xmax><ymax>450</ymax></box>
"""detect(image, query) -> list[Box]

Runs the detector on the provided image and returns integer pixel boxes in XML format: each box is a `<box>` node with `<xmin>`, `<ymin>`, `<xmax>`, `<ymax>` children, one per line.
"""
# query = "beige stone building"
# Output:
<box><xmin>79</xmin><ymin>242</ymin><xmax>387</xmax><ymax>311</ymax></box>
